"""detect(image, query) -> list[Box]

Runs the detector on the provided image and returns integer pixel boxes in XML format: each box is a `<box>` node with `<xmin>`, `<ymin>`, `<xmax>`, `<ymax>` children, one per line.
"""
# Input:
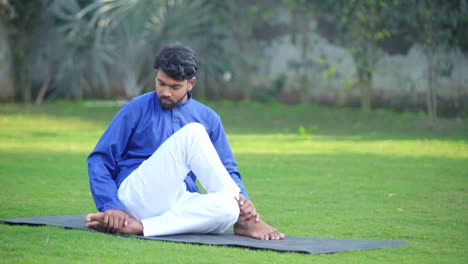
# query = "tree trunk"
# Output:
<box><xmin>427</xmin><ymin>51</ymin><xmax>436</xmax><ymax>122</ymax></box>
<box><xmin>6</xmin><ymin>1</ymin><xmax>44</xmax><ymax>103</ymax></box>
<box><xmin>0</xmin><ymin>21</ymin><xmax>15</xmax><ymax>102</ymax></box>
<box><xmin>359</xmin><ymin>45</ymin><xmax>373</xmax><ymax>112</ymax></box>
<box><xmin>360</xmin><ymin>72</ymin><xmax>372</xmax><ymax>112</ymax></box>
<box><xmin>35</xmin><ymin>75</ymin><xmax>52</xmax><ymax>105</ymax></box>
<box><xmin>10</xmin><ymin>34</ymin><xmax>33</xmax><ymax>103</ymax></box>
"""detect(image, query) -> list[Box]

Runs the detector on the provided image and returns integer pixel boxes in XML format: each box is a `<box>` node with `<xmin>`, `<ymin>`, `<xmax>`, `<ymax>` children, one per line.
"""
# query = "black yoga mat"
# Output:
<box><xmin>1</xmin><ymin>215</ymin><xmax>406</xmax><ymax>254</ymax></box>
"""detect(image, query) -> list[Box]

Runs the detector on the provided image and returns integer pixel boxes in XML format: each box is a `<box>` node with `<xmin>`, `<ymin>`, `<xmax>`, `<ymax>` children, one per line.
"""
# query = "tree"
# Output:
<box><xmin>209</xmin><ymin>0</ymin><xmax>287</xmax><ymax>100</ymax></box>
<box><xmin>0</xmin><ymin>0</ymin><xmax>45</xmax><ymax>102</ymax></box>
<box><xmin>43</xmin><ymin>0</ymin><xmax>213</xmax><ymax>100</ymax></box>
<box><xmin>401</xmin><ymin>0</ymin><xmax>468</xmax><ymax>122</ymax></box>
<box><xmin>312</xmin><ymin>0</ymin><xmax>398</xmax><ymax>111</ymax></box>
<box><xmin>283</xmin><ymin>0</ymin><xmax>318</xmax><ymax>103</ymax></box>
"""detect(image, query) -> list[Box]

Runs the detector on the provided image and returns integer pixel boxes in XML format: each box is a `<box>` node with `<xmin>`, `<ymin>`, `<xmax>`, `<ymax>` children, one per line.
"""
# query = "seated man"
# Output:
<box><xmin>86</xmin><ymin>43</ymin><xmax>285</xmax><ymax>240</ymax></box>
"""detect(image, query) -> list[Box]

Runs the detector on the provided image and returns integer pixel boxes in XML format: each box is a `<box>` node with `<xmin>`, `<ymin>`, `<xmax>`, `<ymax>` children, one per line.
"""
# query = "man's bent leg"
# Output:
<box><xmin>180</xmin><ymin>123</ymin><xmax>240</xmax><ymax>196</ymax></box>
<box><xmin>119</xmin><ymin>122</ymin><xmax>239</xmax><ymax>223</ymax></box>
<box><xmin>141</xmin><ymin>192</ymin><xmax>239</xmax><ymax>236</ymax></box>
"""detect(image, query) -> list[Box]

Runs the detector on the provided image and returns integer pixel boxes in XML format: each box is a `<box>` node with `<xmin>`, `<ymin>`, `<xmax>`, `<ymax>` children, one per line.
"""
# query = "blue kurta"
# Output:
<box><xmin>88</xmin><ymin>91</ymin><xmax>248</xmax><ymax>212</ymax></box>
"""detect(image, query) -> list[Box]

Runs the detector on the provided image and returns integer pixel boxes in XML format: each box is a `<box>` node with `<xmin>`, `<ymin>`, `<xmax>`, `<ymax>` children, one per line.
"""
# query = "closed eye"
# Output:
<box><xmin>157</xmin><ymin>79</ymin><xmax>182</xmax><ymax>90</ymax></box>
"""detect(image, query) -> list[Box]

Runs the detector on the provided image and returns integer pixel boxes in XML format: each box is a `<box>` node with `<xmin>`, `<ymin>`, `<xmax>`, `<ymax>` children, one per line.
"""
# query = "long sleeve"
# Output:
<box><xmin>87</xmin><ymin>103</ymin><xmax>140</xmax><ymax>212</ymax></box>
<box><xmin>209</xmin><ymin>114</ymin><xmax>250</xmax><ymax>200</ymax></box>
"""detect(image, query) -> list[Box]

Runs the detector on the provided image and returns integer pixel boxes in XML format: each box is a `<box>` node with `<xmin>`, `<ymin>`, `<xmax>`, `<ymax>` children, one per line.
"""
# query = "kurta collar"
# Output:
<box><xmin>175</xmin><ymin>91</ymin><xmax>193</xmax><ymax>109</ymax></box>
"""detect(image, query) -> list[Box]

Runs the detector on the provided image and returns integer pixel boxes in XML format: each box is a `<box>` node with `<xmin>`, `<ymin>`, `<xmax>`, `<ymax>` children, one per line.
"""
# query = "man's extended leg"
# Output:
<box><xmin>86</xmin><ymin>192</ymin><xmax>239</xmax><ymax>236</ymax></box>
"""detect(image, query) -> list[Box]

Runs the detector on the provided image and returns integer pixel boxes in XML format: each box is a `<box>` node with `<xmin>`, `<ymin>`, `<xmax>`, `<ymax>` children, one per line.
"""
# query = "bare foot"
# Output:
<box><xmin>85</xmin><ymin>212</ymin><xmax>143</xmax><ymax>235</ymax></box>
<box><xmin>234</xmin><ymin>219</ymin><xmax>285</xmax><ymax>240</ymax></box>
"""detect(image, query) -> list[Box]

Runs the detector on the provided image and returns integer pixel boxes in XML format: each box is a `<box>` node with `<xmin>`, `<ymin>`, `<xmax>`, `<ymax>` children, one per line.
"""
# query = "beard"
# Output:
<box><xmin>159</xmin><ymin>97</ymin><xmax>176</xmax><ymax>110</ymax></box>
<box><xmin>158</xmin><ymin>90</ymin><xmax>189</xmax><ymax>110</ymax></box>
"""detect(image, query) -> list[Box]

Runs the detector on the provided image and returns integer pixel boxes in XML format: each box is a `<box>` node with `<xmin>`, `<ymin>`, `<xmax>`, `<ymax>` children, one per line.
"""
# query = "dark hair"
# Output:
<box><xmin>153</xmin><ymin>43</ymin><xmax>198</xmax><ymax>81</ymax></box>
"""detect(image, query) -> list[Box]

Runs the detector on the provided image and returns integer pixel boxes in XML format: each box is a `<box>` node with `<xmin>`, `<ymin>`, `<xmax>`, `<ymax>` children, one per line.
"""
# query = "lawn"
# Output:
<box><xmin>0</xmin><ymin>101</ymin><xmax>467</xmax><ymax>263</ymax></box>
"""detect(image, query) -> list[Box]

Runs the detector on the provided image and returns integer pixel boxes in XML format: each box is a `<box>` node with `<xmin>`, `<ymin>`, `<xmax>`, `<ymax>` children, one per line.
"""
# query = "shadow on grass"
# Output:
<box><xmin>1</xmin><ymin>101</ymin><xmax>467</xmax><ymax>141</ymax></box>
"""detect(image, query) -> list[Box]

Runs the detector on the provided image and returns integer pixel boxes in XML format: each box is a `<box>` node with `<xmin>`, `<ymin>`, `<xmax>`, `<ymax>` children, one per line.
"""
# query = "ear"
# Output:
<box><xmin>188</xmin><ymin>77</ymin><xmax>196</xmax><ymax>91</ymax></box>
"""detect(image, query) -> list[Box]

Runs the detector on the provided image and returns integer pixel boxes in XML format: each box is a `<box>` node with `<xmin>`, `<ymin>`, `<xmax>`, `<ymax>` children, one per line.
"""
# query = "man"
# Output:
<box><xmin>86</xmin><ymin>43</ymin><xmax>284</xmax><ymax>240</ymax></box>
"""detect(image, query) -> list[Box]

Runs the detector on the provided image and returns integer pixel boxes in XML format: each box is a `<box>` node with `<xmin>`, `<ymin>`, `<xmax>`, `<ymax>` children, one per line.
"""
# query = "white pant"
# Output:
<box><xmin>118</xmin><ymin>122</ymin><xmax>241</xmax><ymax>237</ymax></box>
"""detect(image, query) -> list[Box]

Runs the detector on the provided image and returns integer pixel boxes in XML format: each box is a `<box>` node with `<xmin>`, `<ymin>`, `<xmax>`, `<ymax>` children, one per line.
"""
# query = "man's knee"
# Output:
<box><xmin>182</xmin><ymin>122</ymin><xmax>206</xmax><ymax>135</ymax></box>
<box><xmin>179</xmin><ymin>122</ymin><xmax>210</xmax><ymax>145</ymax></box>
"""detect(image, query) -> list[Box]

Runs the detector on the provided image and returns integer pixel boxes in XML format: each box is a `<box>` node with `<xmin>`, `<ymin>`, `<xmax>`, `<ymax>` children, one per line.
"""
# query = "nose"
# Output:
<box><xmin>160</xmin><ymin>87</ymin><xmax>171</xmax><ymax>97</ymax></box>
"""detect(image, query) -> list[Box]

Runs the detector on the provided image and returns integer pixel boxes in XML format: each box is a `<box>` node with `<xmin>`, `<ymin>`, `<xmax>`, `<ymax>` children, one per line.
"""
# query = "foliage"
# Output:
<box><xmin>254</xmin><ymin>73</ymin><xmax>287</xmax><ymax>103</ymax></box>
<box><xmin>43</xmin><ymin>0</ymin><xmax>213</xmax><ymax>99</ymax></box>
<box><xmin>398</xmin><ymin>0</ymin><xmax>468</xmax><ymax>122</ymax></box>
<box><xmin>310</xmin><ymin>0</ymin><xmax>400</xmax><ymax>111</ymax></box>
<box><xmin>0</xmin><ymin>0</ymin><xmax>45</xmax><ymax>102</ymax></box>
<box><xmin>208</xmin><ymin>0</ymin><xmax>289</xmax><ymax>100</ymax></box>
<box><xmin>41</xmin><ymin>0</ymin><xmax>289</xmax><ymax>101</ymax></box>
<box><xmin>1</xmin><ymin>0</ymin><xmax>467</xmax><ymax>118</ymax></box>
<box><xmin>0</xmin><ymin>102</ymin><xmax>467</xmax><ymax>262</ymax></box>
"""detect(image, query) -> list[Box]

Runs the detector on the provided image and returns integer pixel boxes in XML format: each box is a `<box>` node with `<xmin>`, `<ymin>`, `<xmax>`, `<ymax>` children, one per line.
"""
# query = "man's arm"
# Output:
<box><xmin>87</xmin><ymin>102</ymin><xmax>141</xmax><ymax>233</ymax></box>
<box><xmin>209</xmin><ymin>114</ymin><xmax>250</xmax><ymax>199</ymax></box>
<box><xmin>208</xmin><ymin>114</ymin><xmax>262</xmax><ymax>222</ymax></box>
<box><xmin>88</xmin><ymin>102</ymin><xmax>139</xmax><ymax>215</ymax></box>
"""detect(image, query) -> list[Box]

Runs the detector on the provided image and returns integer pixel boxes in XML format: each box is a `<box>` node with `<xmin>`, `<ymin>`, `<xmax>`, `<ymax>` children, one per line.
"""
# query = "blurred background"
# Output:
<box><xmin>0</xmin><ymin>0</ymin><xmax>467</xmax><ymax>119</ymax></box>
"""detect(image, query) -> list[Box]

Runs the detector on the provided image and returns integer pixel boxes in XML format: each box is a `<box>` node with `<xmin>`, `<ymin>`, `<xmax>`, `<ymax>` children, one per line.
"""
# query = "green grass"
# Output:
<box><xmin>1</xmin><ymin>101</ymin><xmax>467</xmax><ymax>263</ymax></box>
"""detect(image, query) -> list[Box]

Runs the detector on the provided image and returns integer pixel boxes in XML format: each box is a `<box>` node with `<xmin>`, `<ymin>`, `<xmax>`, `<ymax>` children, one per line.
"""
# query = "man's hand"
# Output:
<box><xmin>103</xmin><ymin>209</ymin><xmax>130</xmax><ymax>234</ymax></box>
<box><xmin>238</xmin><ymin>194</ymin><xmax>260</xmax><ymax>222</ymax></box>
